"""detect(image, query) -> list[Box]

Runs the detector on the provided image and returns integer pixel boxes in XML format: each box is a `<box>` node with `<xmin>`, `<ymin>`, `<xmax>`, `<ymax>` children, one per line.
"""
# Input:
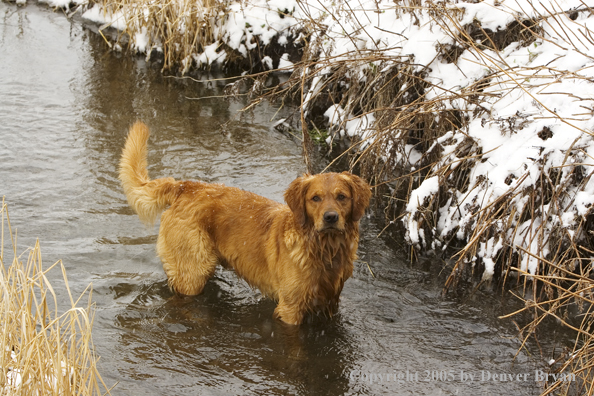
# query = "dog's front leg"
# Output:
<box><xmin>273</xmin><ymin>295</ymin><xmax>305</xmax><ymax>325</ymax></box>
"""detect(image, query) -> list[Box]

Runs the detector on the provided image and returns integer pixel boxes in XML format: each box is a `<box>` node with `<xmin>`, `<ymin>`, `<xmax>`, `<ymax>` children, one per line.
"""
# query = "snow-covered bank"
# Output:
<box><xmin>294</xmin><ymin>0</ymin><xmax>594</xmax><ymax>284</ymax></box>
<box><xmin>79</xmin><ymin>0</ymin><xmax>304</xmax><ymax>73</ymax></box>
<box><xmin>30</xmin><ymin>0</ymin><xmax>592</xmax><ymax>294</ymax></box>
<box><xmin>76</xmin><ymin>0</ymin><xmax>594</xmax><ymax>290</ymax></box>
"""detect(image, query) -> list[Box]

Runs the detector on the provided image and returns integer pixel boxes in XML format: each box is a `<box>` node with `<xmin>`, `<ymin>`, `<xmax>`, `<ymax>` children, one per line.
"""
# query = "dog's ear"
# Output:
<box><xmin>342</xmin><ymin>172</ymin><xmax>371</xmax><ymax>221</ymax></box>
<box><xmin>285</xmin><ymin>174</ymin><xmax>311</xmax><ymax>227</ymax></box>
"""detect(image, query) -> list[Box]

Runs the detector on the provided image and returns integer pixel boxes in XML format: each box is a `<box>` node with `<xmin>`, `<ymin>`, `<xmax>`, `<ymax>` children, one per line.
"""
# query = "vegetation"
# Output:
<box><xmin>0</xmin><ymin>199</ymin><xmax>110</xmax><ymax>395</ymax></box>
<box><xmin>85</xmin><ymin>0</ymin><xmax>304</xmax><ymax>74</ymax></box>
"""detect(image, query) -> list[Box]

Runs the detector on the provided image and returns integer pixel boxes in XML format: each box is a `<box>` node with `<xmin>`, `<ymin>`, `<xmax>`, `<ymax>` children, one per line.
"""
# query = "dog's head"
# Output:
<box><xmin>285</xmin><ymin>172</ymin><xmax>371</xmax><ymax>232</ymax></box>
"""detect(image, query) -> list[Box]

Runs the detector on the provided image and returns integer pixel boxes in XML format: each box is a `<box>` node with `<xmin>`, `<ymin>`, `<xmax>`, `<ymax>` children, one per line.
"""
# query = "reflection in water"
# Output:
<box><xmin>0</xmin><ymin>3</ymin><xmax>575</xmax><ymax>395</ymax></box>
<box><xmin>75</xmin><ymin>32</ymin><xmax>304</xmax><ymax>214</ymax></box>
<box><xmin>113</xmin><ymin>275</ymin><xmax>353</xmax><ymax>395</ymax></box>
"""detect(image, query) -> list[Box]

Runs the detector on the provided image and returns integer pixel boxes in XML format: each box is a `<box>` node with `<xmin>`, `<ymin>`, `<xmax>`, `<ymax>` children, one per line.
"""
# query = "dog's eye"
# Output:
<box><xmin>312</xmin><ymin>196</ymin><xmax>321</xmax><ymax>202</ymax></box>
<box><xmin>337</xmin><ymin>194</ymin><xmax>347</xmax><ymax>201</ymax></box>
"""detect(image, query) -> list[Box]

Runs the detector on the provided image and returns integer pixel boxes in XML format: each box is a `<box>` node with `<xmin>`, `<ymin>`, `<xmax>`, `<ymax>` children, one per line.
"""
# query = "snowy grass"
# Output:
<box><xmin>260</xmin><ymin>0</ymin><xmax>594</xmax><ymax>288</ymax></box>
<box><xmin>0</xmin><ymin>199</ymin><xmax>110</xmax><ymax>395</ymax></box>
<box><xmin>82</xmin><ymin>0</ymin><xmax>304</xmax><ymax>73</ymax></box>
<box><xmin>83</xmin><ymin>0</ymin><xmax>224</xmax><ymax>73</ymax></box>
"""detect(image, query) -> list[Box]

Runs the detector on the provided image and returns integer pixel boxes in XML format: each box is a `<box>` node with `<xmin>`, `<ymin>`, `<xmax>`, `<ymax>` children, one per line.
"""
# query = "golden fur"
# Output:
<box><xmin>119</xmin><ymin>121</ymin><xmax>371</xmax><ymax>325</ymax></box>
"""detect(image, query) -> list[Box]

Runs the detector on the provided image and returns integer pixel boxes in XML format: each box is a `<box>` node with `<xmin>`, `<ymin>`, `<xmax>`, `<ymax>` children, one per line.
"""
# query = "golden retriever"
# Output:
<box><xmin>119</xmin><ymin>121</ymin><xmax>371</xmax><ymax>325</ymax></box>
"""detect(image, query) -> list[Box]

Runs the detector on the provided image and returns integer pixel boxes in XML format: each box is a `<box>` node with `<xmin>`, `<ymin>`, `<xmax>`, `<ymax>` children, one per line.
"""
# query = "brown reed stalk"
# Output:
<box><xmin>88</xmin><ymin>0</ymin><xmax>226</xmax><ymax>72</ymax></box>
<box><xmin>0</xmin><ymin>198</ymin><xmax>111</xmax><ymax>395</ymax></box>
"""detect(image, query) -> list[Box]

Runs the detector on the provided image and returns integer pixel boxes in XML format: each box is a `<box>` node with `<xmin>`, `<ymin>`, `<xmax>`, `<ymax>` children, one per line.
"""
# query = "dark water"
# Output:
<box><xmin>0</xmin><ymin>3</ymin><xmax>574</xmax><ymax>395</ymax></box>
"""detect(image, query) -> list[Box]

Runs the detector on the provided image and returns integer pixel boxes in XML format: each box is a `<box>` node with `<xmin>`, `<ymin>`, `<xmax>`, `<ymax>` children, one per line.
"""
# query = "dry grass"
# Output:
<box><xmin>500</xmin><ymin>254</ymin><xmax>594</xmax><ymax>395</ymax></box>
<box><xmin>88</xmin><ymin>0</ymin><xmax>226</xmax><ymax>73</ymax></box>
<box><xmin>0</xmin><ymin>199</ymin><xmax>111</xmax><ymax>395</ymax></box>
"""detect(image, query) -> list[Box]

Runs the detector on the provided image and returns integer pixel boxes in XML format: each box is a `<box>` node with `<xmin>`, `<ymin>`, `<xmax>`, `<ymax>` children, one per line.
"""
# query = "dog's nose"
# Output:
<box><xmin>323</xmin><ymin>211</ymin><xmax>339</xmax><ymax>224</ymax></box>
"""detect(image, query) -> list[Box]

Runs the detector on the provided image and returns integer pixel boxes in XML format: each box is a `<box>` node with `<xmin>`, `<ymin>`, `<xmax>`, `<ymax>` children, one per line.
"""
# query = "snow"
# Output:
<box><xmin>134</xmin><ymin>27</ymin><xmax>149</xmax><ymax>53</ymax></box>
<box><xmin>194</xmin><ymin>42</ymin><xmax>226</xmax><ymax>68</ymax></box>
<box><xmin>407</xmin><ymin>176</ymin><xmax>440</xmax><ymax>214</ymax></box>
<box><xmin>82</xmin><ymin>4</ymin><xmax>127</xmax><ymax>31</ymax></box>
<box><xmin>37</xmin><ymin>0</ymin><xmax>85</xmax><ymax>9</ymax></box>
<box><xmin>404</xmin><ymin>176</ymin><xmax>439</xmax><ymax>248</ymax></box>
<box><xmin>278</xmin><ymin>53</ymin><xmax>294</xmax><ymax>71</ymax></box>
<box><xmin>262</xmin><ymin>56</ymin><xmax>273</xmax><ymax>70</ymax></box>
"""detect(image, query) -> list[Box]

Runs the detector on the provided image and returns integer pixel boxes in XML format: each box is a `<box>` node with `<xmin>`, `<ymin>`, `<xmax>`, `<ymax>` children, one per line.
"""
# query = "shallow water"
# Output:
<box><xmin>0</xmin><ymin>3</ymin><xmax>575</xmax><ymax>395</ymax></box>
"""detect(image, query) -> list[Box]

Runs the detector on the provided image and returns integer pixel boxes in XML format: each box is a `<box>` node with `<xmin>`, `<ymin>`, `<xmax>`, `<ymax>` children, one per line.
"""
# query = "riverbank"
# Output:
<box><xmin>6</xmin><ymin>0</ymin><xmax>594</xmax><ymax>393</ymax></box>
<box><xmin>72</xmin><ymin>0</ymin><xmax>594</xmax><ymax>278</ymax></box>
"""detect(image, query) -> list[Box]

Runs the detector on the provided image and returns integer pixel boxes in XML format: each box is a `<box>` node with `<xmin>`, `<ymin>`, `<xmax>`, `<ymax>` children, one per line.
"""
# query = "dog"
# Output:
<box><xmin>119</xmin><ymin>121</ymin><xmax>371</xmax><ymax>325</ymax></box>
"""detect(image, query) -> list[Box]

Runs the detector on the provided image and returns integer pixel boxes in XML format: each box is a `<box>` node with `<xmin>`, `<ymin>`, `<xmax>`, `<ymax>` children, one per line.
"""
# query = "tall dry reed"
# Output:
<box><xmin>88</xmin><ymin>0</ymin><xmax>226</xmax><ymax>73</ymax></box>
<box><xmin>0</xmin><ymin>198</ymin><xmax>110</xmax><ymax>395</ymax></box>
<box><xmin>500</xmin><ymin>254</ymin><xmax>594</xmax><ymax>395</ymax></box>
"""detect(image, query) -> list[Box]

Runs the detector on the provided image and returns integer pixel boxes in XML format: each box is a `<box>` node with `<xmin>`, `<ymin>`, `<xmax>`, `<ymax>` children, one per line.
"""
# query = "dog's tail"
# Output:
<box><xmin>119</xmin><ymin>121</ymin><xmax>181</xmax><ymax>225</ymax></box>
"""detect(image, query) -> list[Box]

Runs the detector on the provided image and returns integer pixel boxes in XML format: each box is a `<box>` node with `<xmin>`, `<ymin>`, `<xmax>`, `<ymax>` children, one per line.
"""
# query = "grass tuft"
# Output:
<box><xmin>0</xmin><ymin>198</ymin><xmax>111</xmax><ymax>395</ymax></box>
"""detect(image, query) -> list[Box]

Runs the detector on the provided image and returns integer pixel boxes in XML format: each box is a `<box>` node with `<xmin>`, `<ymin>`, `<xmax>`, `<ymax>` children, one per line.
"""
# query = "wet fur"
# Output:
<box><xmin>119</xmin><ymin>121</ymin><xmax>371</xmax><ymax>325</ymax></box>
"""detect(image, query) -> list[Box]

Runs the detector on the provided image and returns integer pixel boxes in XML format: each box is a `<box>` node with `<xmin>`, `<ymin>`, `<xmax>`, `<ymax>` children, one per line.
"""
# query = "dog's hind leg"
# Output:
<box><xmin>156</xmin><ymin>226</ymin><xmax>218</xmax><ymax>296</ymax></box>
